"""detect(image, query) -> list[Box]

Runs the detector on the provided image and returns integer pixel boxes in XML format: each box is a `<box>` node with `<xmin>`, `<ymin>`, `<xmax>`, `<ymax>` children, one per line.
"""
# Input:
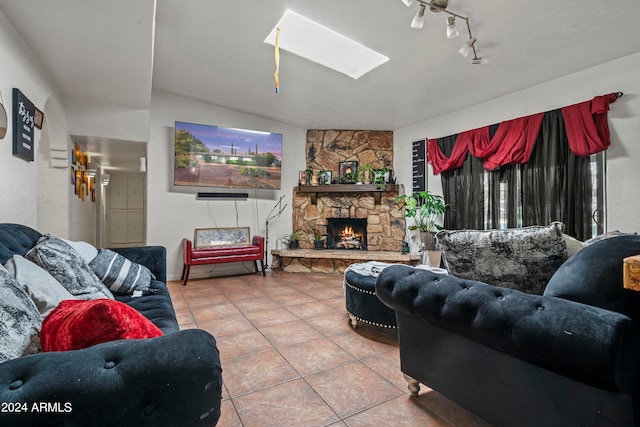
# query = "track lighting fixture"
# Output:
<box><xmin>411</xmin><ymin>4</ymin><xmax>426</xmax><ymax>29</ymax></box>
<box><xmin>446</xmin><ymin>16</ymin><xmax>459</xmax><ymax>39</ymax></box>
<box><xmin>402</xmin><ymin>0</ymin><xmax>487</xmax><ymax>64</ymax></box>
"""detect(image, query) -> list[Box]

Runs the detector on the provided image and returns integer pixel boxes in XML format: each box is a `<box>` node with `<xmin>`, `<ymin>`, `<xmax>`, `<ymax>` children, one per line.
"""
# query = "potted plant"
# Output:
<box><xmin>285</xmin><ymin>230</ymin><xmax>302</xmax><ymax>249</ymax></box>
<box><xmin>373</xmin><ymin>167</ymin><xmax>389</xmax><ymax>185</ymax></box>
<box><xmin>395</xmin><ymin>191</ymin><xmax>447</xmax><ymax>250</ymax></box>
<box><xmin>311</xmin><ymin>228</ymin><xmax>325</xmax><ymax>249</ymax></box>
<box><xmin>358</xmin><ymin>163</ymin><xmax>375</xmax><ymax>184</ymax></box>
<box><xmin>317</xmin><ymin>169</ymin><xmax>329</xmax><ymax>185</ymax></box>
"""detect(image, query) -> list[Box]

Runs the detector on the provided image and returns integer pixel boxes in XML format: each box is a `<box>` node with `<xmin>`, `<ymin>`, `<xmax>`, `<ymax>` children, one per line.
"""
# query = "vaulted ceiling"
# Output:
<box><xmin>1</xmin><ymin>0</ymin><xmax>639</xmax><ymax>171</ymax></box>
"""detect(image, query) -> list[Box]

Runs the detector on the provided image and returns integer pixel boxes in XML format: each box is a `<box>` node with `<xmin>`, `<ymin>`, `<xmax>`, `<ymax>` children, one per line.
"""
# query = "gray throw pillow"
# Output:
<box><xmin>5</xmin><ymin>255</ymin><xmax>78</xmax><ymax>316</ymax></box>
<box><xmin>0</xmin><ymin>269</ymin><xmax>42</xmax><ymax>362</ymax></box>
<box><xmin>437</xmin><ymin>222</ymin><xmax>567</xmax><ymax>294</ymax></box>
<box><xmin>89</xmin><ymin>248</ymin><xmax>154</xmax><ymax>294</ymax></box>
<box><xmin>25</xmin><ymin>235</ymin><xmax>113</xmax><ymax>300</ymax></box>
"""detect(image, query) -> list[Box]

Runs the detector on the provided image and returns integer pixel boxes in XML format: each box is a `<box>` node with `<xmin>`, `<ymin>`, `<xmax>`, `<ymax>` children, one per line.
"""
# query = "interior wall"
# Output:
<box><xmin>0</xmin><ymin>7</ymin><xmax>73</xmax><ymax>231</ymax></box>
<box><xmin>65</xmin><ymin>97</ymin><xmax>150</xmax><ymax>142</ymax></box>
<box><xmin>148</xmin><ymin>90</ymin><xmax>306</xmax><ymax>281</ymax></box>
<box><xmin>394</xmin><ymin>52</ymin><xmax>640</xmax><ymax>236</ymax></box>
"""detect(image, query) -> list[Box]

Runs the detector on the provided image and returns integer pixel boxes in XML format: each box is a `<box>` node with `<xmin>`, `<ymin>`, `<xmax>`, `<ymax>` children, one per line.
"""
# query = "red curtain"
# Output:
<box><xmin>427</xmin><ymin>94</ymin><xmax>618</xmax><ymax>174</ymax></box>
<box><xmin>561</xmin><ymin>93</ymin><xmax>619</xmax><ymax>157</ymax></box>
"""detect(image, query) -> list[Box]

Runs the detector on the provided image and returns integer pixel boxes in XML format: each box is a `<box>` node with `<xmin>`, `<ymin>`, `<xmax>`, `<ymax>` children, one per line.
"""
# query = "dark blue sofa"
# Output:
<box><xmin>0</xmin><ymin>223</ymin><xmax>222</xmax><ymax>426</ymax></box>
<box><xmin>376</xmin><ymin>235</ymin><xmax>640</xmax><ymax>427</ymax></box>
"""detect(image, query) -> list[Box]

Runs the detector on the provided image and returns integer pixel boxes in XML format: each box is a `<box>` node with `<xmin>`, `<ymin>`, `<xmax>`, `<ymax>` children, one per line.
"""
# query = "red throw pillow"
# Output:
<box><xmin>40</xmin><ymin>299</ymin><xmax>163</xmax><ymax>352</ymax></box>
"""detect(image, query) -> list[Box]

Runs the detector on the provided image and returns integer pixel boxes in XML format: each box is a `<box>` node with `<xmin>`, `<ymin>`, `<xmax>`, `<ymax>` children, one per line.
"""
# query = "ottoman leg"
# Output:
<box><xmin>348</xmin><ymin>313</ymin><xmax>359</xmax><ymax>328</ymax></box>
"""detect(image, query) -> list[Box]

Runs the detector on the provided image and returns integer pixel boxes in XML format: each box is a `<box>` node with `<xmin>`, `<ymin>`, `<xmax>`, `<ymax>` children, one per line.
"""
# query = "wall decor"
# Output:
<box><xmin>194</xmin><ymin>227</ymin><xmax>250</xmax><ymax>249</ymax></box>
<box><xmin>412</xmin><ymin>139</ymin><xmax>426</xmax><ymax>192</ymax></box>
<box><xmin>12</xmin><ymin>88</ymin><xmax>36</xmax><ymax>162</ymax></box>
<box><xmin>339</xmin><ymin>161</ymin><xmax>358</xmax><ymax>183</ymax></box>
<box><xmin>0</xmin><ymin>92</ymin><xmax>7</xmax><ymax>139</ymax></box>
<box><xmin>298</xmin><ymin>170</ymin><xmax>308</xmax><ymax>186</ymax></box>
<box><xmin>34</xmin><ymin>107</ymin><xmax>44</xmax><ymax>129</ymax></box>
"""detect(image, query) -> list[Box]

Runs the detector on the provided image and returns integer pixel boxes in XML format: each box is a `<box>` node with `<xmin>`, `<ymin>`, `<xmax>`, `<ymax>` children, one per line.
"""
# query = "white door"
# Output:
<box><xmin>108</xmin><ymin>175</ymin><xmax>145</xmax><ymax>247</ymax></box>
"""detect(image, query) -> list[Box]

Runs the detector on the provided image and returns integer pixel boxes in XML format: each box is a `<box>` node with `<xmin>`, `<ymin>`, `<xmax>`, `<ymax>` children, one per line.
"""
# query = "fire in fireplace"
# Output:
<box><xmin>327</xmin><ymin>218</ymin><xmax>367</xmax><ymax>250</ymax></box>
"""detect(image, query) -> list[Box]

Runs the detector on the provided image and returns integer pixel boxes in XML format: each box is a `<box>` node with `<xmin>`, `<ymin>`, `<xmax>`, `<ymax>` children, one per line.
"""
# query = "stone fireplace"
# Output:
<box><xmin>291</xmin><ymin>129</ymin><xmax>405</xmax><ymax>251</ymax></box>
<box><xmin>270</xmin><ymin>129</ymin><xmax>419</xmax><ymax>273</ymax></box>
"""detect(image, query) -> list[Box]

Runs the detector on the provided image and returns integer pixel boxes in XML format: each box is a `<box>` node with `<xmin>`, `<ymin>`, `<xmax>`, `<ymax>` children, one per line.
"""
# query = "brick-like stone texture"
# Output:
<box><xmin>292</xmin><ymin>130</ymin><xmax>405</xmax><ymax>253</ymax></box>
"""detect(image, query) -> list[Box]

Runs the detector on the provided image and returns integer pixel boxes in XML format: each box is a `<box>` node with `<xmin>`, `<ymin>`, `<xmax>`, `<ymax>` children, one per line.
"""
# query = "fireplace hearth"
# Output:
<box><xmin>327</xmin><ymin>218</ymin><xmax>367</xmax><ymax>250</ymax></box>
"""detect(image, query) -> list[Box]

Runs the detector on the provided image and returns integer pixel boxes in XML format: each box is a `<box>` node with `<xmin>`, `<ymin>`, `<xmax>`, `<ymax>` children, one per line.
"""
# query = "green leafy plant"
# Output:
<box><xmin>358</xmin><ymin>163</ymin><xmax>375</xmax><ymax>184</ymax></box>
<box><xmin>311</xmin><ymin>227</ymin><xmax>325</xmax><ymax>241</ymax></box>
<box><xmin>317</xmin><ymin>170</ymin><xmax>328</xmax><ymax>185</ymax></box>
<box><xmin>373</xmin><ymin>167</ymin><xmax>389</xmax><ymax>184</ymax></box>
<box><xmin>340</xmin><ymin>172</ymin><xmax>354</xmax><ymax>183</ymax></box>
<box><xmin>287</xmin><ymin>230</ymin><xmax>303</xmax><ymax>241</ymax></box>
<box><xmin>395</xmin><ymin>191</ymin><xmax>447</xmax><ymax>232</ymax></box>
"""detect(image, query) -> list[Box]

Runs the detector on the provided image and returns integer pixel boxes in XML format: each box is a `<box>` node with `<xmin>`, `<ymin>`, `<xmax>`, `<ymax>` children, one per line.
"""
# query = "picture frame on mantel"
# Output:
<box><xmin>298</xmin><ymin>171</ymin><xmax>308</xmax><ymax>186</ymax></box>
<box><xmin>339</xmin><ymin>161</ymin><xmax>358</xmax><ymax>184</ymax></box>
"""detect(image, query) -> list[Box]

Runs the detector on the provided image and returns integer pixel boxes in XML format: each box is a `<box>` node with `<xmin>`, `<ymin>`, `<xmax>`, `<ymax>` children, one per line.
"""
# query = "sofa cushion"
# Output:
<box><xmin>25</xmin><ymin>235</ymin><xmax>113</xmax><ymax>300</ymax></box>
<box><xmin>0</xmin><ymin>269</ymin><xmax>42</xmax><ymax>362</ymax></box>
<box><xmin>89</xmin><ymin>248</ymin><xmax>154</xmax><ymax>294</ymax></box>
<box><xmin>437</xmin><ymin>222</ymin><xmax>567</xmax><ymax>294</ymax></box>
<box><xmin>4</xmin><ymin>255</ymin><xmax>77</xmax><ymax>316</ymax></box>
<box><xmin>61</xmin><ymin>238</ymin><xmax>99</xmax><ymax>264</ymax></box>
<box><xmin>544</xmin><ymin>234</ymin><xmax>640</xmax><ymax>321</ymax></box>
<box><xmin>40</xmin><ymin>299</ymin><xmax>163</xmax><ymax>352</ymax></box>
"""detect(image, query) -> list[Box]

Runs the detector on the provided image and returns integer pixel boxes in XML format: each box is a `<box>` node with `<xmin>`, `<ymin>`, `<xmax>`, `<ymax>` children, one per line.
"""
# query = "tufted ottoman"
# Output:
<box><xmin>344</xmin><ymin>268</ymin><xmax>397</xmax><ymax>329</ymax></box>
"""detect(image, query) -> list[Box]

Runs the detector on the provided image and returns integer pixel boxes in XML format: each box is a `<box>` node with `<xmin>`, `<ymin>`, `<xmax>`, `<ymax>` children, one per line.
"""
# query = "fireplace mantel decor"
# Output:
<box><xmin>296</xmin><ymin>184</ymin><xmax>399</xmax><ymax>205</ymax></box>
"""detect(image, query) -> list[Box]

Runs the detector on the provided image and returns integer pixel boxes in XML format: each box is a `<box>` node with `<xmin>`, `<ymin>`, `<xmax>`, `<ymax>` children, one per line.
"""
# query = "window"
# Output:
<box><xmin>441</xmin><ymin>110</ymin><xmax>605</xmax><ymax>241</ymax></box>
<box><xmin>480</xmin><ymin>152</ymin><xmax>604</xmax><ymax>238</ymax></box>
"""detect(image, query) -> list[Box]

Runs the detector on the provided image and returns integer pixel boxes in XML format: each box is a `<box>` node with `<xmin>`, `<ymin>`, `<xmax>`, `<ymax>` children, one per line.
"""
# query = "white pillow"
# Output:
<box><xmin>561</xmin><ymin>233</ymin><xmax>586</xmax><ymax>258</ymax></box>
<box><xmin>5</xmin><ymin>255</ymin><xmax>77</xmax><ymax>316</ymax></box>
<box><xmin>61</xmin><ymin>238</ymin><xmax>99</xmax><ymax>264</ymax></box>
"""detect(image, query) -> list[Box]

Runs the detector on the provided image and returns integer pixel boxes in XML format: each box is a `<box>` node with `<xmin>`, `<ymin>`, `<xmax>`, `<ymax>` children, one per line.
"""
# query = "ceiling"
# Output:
<box><xmin>1</xmin><ymin>0</ymin><xmax>639</xmax><ymax>172</ymax></box>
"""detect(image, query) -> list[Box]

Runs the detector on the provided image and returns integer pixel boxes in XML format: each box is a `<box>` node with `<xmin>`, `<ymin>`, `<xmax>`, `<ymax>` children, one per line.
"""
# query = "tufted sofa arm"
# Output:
<box><xmin>376</xmin><ymin>265</ymin><xmax>640</xmax><ymax>394</ymax></box>
<box><xmin>0</xmin><ymin>329</ymin><xmax>222</xmax><ymax>426</ymax></box>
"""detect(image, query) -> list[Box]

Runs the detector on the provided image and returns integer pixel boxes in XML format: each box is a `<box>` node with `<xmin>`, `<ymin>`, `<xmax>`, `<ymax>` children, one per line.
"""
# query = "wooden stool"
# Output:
<box><xmin>623</xmin><ymin>255</ymin><xmax>640</xmax><ymax>291</ymax></box>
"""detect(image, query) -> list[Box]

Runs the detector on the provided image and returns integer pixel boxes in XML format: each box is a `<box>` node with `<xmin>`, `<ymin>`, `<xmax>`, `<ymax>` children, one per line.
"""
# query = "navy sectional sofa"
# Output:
<box><xmin>0</xmin><ymin>223</ymin><xmax>223</xmax><ymax>427</ymax></box>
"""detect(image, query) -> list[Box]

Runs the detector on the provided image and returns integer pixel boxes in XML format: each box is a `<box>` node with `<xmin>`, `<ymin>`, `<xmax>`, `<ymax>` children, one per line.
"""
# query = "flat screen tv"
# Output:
<box><xmin>174</xmin><ymin>121</ymin><xmax>282</xmax><ymax>190</ymax></box>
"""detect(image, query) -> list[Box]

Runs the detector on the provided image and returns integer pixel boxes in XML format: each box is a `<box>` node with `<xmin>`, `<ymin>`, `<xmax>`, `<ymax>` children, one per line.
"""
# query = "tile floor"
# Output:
<box><xmin>167</xmin><ymin>271</ymin><xmax>492</xmax><ymax>427</ymax></box>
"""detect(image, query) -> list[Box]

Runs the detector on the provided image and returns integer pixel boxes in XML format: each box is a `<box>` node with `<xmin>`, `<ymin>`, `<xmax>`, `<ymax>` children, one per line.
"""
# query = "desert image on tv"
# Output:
<box><xmin>174</xmin><ymin>122</ymin><xmax>282</xmax><ymax>190</ymax></box>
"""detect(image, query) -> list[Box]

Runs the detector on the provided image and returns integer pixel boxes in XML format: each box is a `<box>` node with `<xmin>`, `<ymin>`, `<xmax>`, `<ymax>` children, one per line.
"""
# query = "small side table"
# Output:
<box><xmin>623</xmin><ymin>255</ymin><xmax>640</xmax><ymax>291</ymax></box>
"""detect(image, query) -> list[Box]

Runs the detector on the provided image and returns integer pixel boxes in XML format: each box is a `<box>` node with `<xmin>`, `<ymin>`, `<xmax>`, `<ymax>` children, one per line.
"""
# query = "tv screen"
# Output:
<box><xmin>174</xmin><ymin>121</ymin><xmax>282</xmax><ymax>190</ymax></box>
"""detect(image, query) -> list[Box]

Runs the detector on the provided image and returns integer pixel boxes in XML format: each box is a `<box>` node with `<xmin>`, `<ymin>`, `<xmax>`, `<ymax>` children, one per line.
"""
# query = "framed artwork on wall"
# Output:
<box><xmin>339</xmin><ymin>161</ymin><xmax>358</xmax><ymax>183</ymax></box>
<box><xmin>194</xmin><ymin>227</ymin><xmax>250</xmax><ymax>248</ymax></box>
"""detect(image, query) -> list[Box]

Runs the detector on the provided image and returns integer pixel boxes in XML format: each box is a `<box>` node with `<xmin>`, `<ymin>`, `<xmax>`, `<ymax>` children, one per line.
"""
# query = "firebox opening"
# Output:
<box><xmin>327</xmin><ymin>218</ymin><xmax>367</xmax><ymax>250</ymax></box>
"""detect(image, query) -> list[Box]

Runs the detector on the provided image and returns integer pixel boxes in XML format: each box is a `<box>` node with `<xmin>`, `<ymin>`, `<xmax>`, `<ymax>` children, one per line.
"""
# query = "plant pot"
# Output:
<box><xmin>314</xmin><ymin>240</ymin><xmax>324</xmax><ymax>250</ymax></box>
<box><xmin>420</xmin><ymin>231</ymin><xmax>437</xmax><ymax>251</ymax></box>
<box><xmin>288</xmin><ymin>240</ymin><xmax>299</xmax><ymax>250</ymax></box>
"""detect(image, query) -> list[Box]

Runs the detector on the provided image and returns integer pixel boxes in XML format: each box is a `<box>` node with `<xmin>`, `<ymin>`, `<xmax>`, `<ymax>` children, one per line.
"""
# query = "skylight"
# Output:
<box><xmin>264</xmin><ymin>10</ymin><xmax>389</xmax><ymax>79</ymax></box>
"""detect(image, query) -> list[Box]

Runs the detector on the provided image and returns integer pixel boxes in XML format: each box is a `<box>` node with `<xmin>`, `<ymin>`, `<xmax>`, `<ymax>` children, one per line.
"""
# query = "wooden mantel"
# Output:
<box><xmin>296</xmin><ymin>184</ymin><xmax>399</xmax><ymax>205</ymax></box>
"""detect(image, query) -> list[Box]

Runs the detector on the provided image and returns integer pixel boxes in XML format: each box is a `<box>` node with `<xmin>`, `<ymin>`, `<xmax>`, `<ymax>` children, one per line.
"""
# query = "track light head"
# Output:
<box><xmin>411</xmin><ymin>4</ymin><xmax>426</xmax><ymax>29</ymax></box>
<box><xmin>458</xmin><ymin>37</ymin><xmax>476</xmax><ymax>58</ymax></box>
<box><xmin>446</xmin><ymin>16</ymin><xmax>459</xmax><ymax>39</ymax></box>
<box><xmin>402</xmin><ymin>0</ymin><xmax>415</xmax><ymax>6</ymax></box>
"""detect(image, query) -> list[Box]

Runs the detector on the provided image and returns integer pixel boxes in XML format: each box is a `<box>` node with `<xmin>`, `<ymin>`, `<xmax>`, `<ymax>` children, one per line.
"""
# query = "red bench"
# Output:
<box><xmin>181</xmin><ymin>235</ymin><xmax>265</xmax><ymax>285</ymax></box>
